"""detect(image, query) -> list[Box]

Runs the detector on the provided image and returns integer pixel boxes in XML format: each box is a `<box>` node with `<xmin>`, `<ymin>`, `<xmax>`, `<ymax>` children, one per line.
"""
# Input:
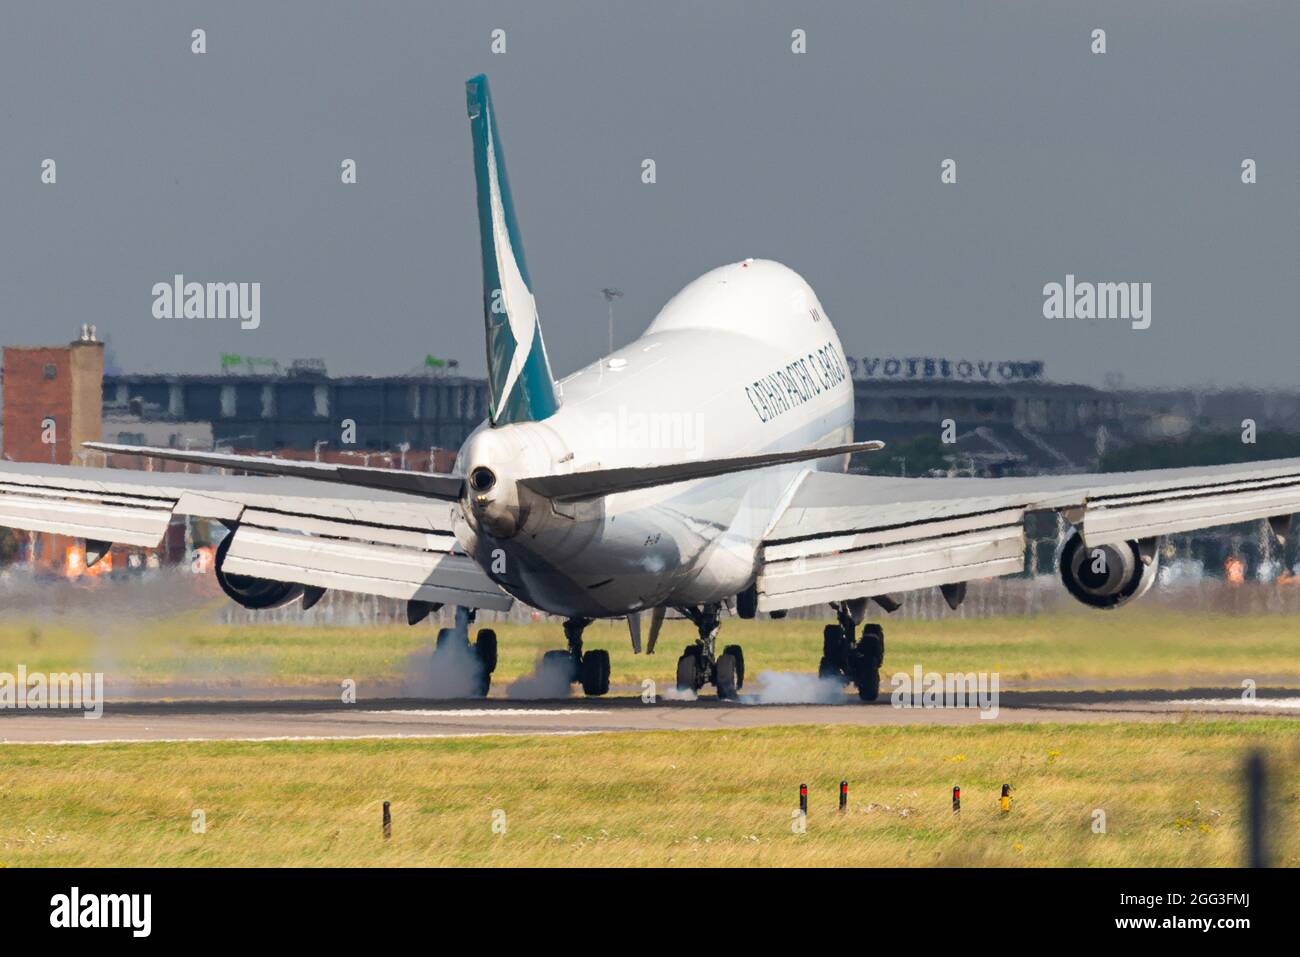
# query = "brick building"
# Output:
<box><xmin>1</xmin><ymin>326</ymin><xmax>108</xmax><ymax>571</ymax></box>
<box><xmin>2</xmin><ymin>326</ymin><xmax>104</xmax><ymax>465</ymax></box>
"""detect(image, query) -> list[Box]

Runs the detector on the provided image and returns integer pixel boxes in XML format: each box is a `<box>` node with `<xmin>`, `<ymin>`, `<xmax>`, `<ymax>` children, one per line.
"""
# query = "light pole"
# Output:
<box><xmin>601</xmin><ymin>287</ymin><xmax>623</xmax><ymax>356</ymax></box>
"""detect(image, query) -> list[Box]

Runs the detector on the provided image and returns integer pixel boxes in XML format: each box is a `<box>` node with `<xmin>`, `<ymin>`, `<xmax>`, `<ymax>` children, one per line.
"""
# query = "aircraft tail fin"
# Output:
<box><xmin>466</xmin><ymin>74</ymin><xmax>561</xmax><ymax>426</ymax></box>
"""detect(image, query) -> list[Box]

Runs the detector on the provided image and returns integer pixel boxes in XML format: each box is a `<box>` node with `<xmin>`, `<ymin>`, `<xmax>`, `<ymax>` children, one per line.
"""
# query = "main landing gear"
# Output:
<box><xmin>541</xmin><ymin>617</ymin><xmax>611</xmax><ymax>697</ymax></box>
<box><xmin>675</xmin><ymin>603</ymin><xmax>746</xmax><ymax>701</ymax></box>
<box><xmin>818</xmin><ymin>602</ymin><xmax>884</xmax><ymax>701</ymax></box>
<box><xmin>433</xmin><ymin>611</ymin><xmax>498</xmax><ymax>697</ymax></box>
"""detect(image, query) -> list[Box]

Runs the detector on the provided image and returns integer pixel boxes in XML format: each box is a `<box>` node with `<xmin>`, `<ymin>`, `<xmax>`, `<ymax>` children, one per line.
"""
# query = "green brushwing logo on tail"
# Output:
<box><xmin>466</xmin><ymin>74</ymin><xmax>561</xmax><ymax>426</ymax></box>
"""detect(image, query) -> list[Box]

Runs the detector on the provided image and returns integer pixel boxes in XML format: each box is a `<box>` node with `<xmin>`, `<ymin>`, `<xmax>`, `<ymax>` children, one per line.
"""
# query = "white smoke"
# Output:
<box><xmin>399</xmin><ymin>639</ymin><xmax>485</xmax><ymax>699</ymax></box>
<box><xmin>740</xmin><ymin>670</ymin><xmax>848</xmax><ymax>705</ymax></box>
<box><xmin>657</xmin><ymin>684</ymin><xmax>698</xmax><ymax>702</ymax></box>
<box><xmin>0</xmin><ymin>567</ymin><xmax>275</xmax><ymax>702</ymax></box>
<box><xmin>506</xmin><ymin>654</ymin><xmax>574</xmax><ymax>700</ymax></box>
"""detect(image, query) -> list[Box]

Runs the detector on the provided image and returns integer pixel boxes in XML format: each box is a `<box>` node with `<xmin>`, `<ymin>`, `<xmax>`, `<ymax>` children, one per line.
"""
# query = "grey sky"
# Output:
<box><xmin>2</xmin><ymin>1</ymin><xmax>1296</xmax><ymax>388</ymax></box>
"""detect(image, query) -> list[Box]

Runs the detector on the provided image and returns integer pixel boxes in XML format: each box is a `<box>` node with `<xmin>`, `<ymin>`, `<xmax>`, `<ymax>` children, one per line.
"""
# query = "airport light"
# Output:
<box><xmin>601</xmin><ymin>287</ymin><xmax>623</xmax><ymax>355</ymax></box>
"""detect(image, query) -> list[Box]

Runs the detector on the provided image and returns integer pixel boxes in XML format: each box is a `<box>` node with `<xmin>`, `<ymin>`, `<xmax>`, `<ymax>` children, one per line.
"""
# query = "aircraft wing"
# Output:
<box><xmin>0</xmin><ymin>461</ymin><xmax>512</xmax><ymax>611</ymax></box>
<box><xmin>757</xmin><ymin>458</ymin><xmax>1300</xmax><ymax>611</ymax></box>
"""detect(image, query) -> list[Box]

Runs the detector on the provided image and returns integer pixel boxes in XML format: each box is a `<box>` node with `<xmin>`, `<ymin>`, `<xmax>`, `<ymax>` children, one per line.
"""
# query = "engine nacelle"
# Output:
<box><xmin>214</xmin><ymin>534</ymin><xmax>304</xmax><ymax>610</ymax></box>
<box><xmin>1059</xmin><ymin>532</ymin><xmax>1159</xmax><ymax>610</ymax></box>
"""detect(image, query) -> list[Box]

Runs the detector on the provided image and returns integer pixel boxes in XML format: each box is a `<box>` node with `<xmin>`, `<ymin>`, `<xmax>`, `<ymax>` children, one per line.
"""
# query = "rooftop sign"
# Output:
<box><xmin>848</xmin><ymin>356</ymin><xmax>1045</xmax><ymax>383</ymax></box>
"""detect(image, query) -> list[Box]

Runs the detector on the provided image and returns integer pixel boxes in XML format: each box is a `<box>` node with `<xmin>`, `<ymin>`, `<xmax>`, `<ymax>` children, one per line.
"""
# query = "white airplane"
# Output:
<box><xmin>4</xmin><ymin>74</ymin><xmax>1299</xmax><ymax>701</ymax></box>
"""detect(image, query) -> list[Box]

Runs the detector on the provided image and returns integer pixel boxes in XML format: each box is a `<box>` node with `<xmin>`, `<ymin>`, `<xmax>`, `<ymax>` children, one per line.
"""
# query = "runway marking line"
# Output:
<box><xmin>359</xmin><ymin>708</ymin><xmax>607</xmax><ymax>717</ymax></box>
<box><xmin>1166</xmin><ymin>697</ymin><xmax>1300</xmax><ymax>709</ymax></box>
<box><xmin>0</xmin><ymin>730</ymin><xmax>601</xmax><ymax>746</ymax></box>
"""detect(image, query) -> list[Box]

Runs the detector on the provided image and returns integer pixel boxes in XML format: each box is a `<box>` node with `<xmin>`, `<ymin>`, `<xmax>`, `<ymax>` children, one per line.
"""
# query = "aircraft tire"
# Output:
<box><xmin>542</xmin><ymin>649</ymin><xmax>577</xmax><ymax>684</ymax></box>
<box><xmin>475</xmin><ymin>628</ymin><xmax>498</xmax><ymax>674</ymax></box>
<box><xmin>855</xmin><ymin>663</ymin><xmax>881</xmax><ymax>702</ymax></box>
<box><xmin>723</xmin><ymin>644</ymin><xmax>745</xmax><ymax>688</ymax></box>
<box><xmin>822</xmin><ymin>624</ymin><xmax>844</xmax><ymax>658</ymax></box>
<box><xmin>715</xmin><ymin>652</ymin><xmax>740</xmax><ymax>701</ymax></box>
<box><xmin>860</xmin><ymin>624</ymin><xmax>885</xmax><ymax>668</ymax></box>
<box><xmin>676</xmin><ymin>652</ymin><xmax>699</xmax><ymax>692</ymax></box>
<box><xmin>580</xmin><ymin>649</ymin><xmax>610</xmax><ymax>696</ymax></box>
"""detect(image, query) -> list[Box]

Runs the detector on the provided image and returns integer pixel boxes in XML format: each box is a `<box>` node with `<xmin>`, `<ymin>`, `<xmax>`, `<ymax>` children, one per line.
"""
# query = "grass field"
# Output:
<box><xmin>1</xmin><ymin>718</ymin><xmax>1296</xmax><ymax>866</ymax></box>
<box><xmin>1</xmin><ymin>604</ymin><xmax>1298</xmax><ymax>695</ymax></box>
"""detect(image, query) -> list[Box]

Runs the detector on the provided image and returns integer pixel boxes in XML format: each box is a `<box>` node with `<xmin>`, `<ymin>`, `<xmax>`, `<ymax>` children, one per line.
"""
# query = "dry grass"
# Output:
<box><xmin>1</xmin><ymin>718</ymin><xmax>1296</xmax><ymax>867</ymax></box>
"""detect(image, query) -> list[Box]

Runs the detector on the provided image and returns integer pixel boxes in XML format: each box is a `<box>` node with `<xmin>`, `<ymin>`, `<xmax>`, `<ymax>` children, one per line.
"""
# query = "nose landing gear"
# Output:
<box><xmin>818</xmin><ymin>603</ymin><xmax>884</xmax><ymax>701</ymax></box>
<box><xmin>674</xmin><ymin>604</ymin><xmax>746</xmax><ymax>700</ymax></box>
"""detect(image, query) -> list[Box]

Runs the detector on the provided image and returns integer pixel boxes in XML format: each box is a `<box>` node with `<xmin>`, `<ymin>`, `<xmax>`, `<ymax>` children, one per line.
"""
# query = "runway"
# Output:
<box><xmin>2</xmin><ymin>687</ymin><xmax>1298</xmax><ymax>744</ymax></box>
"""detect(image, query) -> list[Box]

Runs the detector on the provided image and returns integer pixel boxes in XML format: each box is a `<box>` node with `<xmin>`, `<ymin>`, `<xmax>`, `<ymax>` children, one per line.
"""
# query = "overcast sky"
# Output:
<box><xmin>1</xmin><ymin>1</ymin><xmax>1296</xmax><ymax>388</ymax></box>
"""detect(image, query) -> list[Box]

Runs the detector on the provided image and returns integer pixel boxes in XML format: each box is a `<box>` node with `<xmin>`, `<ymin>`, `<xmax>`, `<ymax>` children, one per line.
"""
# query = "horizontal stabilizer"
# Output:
<box><xmin>82</xmin><ymin>443</ymin><xmax>465</xmax><ymax>500</ymax></box>
<box><xmin>519</xmin><ymin>440</ymin><xmax>884</xmax><ymax>503</ymax></box>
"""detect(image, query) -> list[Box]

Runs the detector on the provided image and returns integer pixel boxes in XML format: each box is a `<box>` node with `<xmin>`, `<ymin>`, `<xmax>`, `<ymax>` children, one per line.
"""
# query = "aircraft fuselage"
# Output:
<box><xmin>453</xmin><ymin>258</ymin><xmax>855</xmax><ymax>619</ymax></box>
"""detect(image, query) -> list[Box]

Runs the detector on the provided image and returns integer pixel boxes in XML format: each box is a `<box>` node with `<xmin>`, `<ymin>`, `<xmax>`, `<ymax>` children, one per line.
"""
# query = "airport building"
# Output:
<box><xmin>852</xmin><ymin>377</ymin><xmax>1122</xmax><ymax>475</ymax></box>
<box><xmin>100</xmin><ymin>365</ymin><xmax>489</xmax><ymax>455</ymax></box>
<box><xmin>847</xmin><ymin>354</ymin><xmax>1300</xmax><ymax>476</ymax></box>
<box><xmin>0</xmin><ymin>327</ymin><xmax>134</xmax><ymax>571</ymax></box>
<box><xmin>97</xmin><ymin>359</ymin><xmax>1131</xmax><ymax>473</ymax></box>
<box><xmin>1</xmin><ymin>327</ymin><xmax>105</xmax><ymax>465</ymax></box>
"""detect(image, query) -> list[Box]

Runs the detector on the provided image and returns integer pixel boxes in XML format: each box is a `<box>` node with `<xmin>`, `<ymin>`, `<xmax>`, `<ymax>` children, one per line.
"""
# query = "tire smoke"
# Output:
<box><xmin>741</xmin><ymin>670</ymin><xmax>848</xmax><ymax>705</ymax></box>
<box><xmin>399</xmin><ymin>639</ymin><xmax>485</xmax><ymax>699</ymax></box>
<box><xmin>505</xmin><ymin>655</ymin><xmax>574</xmax><ymax>700</ymax></box>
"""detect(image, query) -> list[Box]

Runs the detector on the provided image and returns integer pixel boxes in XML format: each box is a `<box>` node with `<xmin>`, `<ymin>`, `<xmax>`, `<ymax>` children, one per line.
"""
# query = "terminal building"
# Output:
<box><xmin>846</xmin><ymin>354</ymin><xmax>1300</xmax><ymax>476</ymax></box>
<box><xmin>97</xmin><ymin>359</ymin><xmax>1127</xmax><ymax>473</ymax></box>
<box><xmin>101</xmin><ymin>367</ymin><xmax>489</xmax><ymax>455</ymax></box>
<box><xmin>851</xmin><ymin>377</ymin><xmax>1123</xmax><ymax>475</ymax></box>
<box><xmin>99</xmin><ymin>358</ymin><xmax>1300</xmax><ymax>479</ymax></box>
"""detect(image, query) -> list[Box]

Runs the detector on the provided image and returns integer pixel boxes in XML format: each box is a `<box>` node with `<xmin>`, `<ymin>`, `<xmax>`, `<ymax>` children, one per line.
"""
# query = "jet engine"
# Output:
<box><xmin>214</xmin><ymin>534</ymin><xmax>304</xmax><ymax>609</ymax></box>
<box><xmin>1059</xmin><ymin>531</ymin><xmax>1159</xmax><ymax>610</ymax></box>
